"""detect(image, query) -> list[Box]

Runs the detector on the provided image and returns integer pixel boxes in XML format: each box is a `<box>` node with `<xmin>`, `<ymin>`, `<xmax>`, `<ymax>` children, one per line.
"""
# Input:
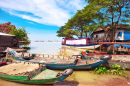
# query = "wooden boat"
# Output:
<box><xmin>62</xmin><ymin>38</ymin><xmax>100</xmax><ymax>49</ymax></box>
<box><xmin>0</xmin><ymin>58</ymin><xmax>73</xmax><ymax>85</ymax></box>
<box><xmin>9</xmin><ymin>49</ymin><xmax>112</xmax><ymax>70</ymax></box>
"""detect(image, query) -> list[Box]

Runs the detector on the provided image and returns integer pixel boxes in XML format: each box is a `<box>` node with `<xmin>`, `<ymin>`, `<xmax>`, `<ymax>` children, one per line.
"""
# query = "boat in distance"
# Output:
<box><xmin>62</xmin><ymin>38</ymin><xmax>100</xmax><ymax>49</ymax></box>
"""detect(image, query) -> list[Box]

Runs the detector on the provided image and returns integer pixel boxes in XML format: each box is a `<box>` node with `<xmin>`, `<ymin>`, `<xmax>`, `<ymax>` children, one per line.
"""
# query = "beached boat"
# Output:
<box><xmin>9</xmin><ymin>49</ymin><xmax>112</xmax><ymax>70</ymax></box>
<box><xmin>62</xmin><ymin>38</ymin><xmax>100</xmax><ymax>49</ymax></box>
<box><xmin>0</xmin><ymin>58</ymin><xmax>73</xmax><ymax>85</ymax></box>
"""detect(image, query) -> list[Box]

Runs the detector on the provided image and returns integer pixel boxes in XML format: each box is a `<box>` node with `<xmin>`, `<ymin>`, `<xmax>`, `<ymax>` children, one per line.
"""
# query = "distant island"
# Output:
<box><xmin>34</xmin><ymin>40</ymin><xmax>61</xmax><ymax>42</ymax></box>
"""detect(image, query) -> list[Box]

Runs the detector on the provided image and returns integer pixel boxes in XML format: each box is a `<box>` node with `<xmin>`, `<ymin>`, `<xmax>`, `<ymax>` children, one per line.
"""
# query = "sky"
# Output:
<box><xmin>0</xmin><ymin>0</ymin><xmax>88</xmax><ymax>41</ymax></box>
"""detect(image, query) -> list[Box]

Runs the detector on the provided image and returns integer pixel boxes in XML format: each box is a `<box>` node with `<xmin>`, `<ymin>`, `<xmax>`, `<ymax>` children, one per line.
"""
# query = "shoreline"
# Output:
<box><xmin>0</xmin><ymin>70</ymin><xmax>129</xmax><ymax>86</ymax></box>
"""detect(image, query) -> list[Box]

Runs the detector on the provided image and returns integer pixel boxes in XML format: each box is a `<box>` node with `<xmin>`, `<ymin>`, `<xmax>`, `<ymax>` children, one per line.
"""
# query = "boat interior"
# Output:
<box><xmin>75</xmin><ymin>58</ymin><xmax>101</xmax><ymax>65</ymax></box>
<box><xmin>12</xmin><ymin>51</ymin><xmax>77</xmax><ymax>64</ymax></box>
<box><xmin>11</xmin><ymin>50</ymin><xmax>102</xmax><ymax>65</ymax></box>
<box><xmin>0</xmin><ymin>59</ymin><xmax>59</xmax><ymax>79</ymax></box>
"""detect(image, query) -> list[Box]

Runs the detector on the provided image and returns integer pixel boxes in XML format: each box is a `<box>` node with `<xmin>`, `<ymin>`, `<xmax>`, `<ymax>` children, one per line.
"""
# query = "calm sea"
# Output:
<box><xmin>27</xmin><ymin>42</ymin><xmax>81</xmax><ymax>56</ymax></box>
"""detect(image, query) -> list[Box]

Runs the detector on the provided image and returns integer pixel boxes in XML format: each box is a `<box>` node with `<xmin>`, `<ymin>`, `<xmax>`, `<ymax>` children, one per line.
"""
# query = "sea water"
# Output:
<box><xmin>27</xmin><ymin>42</ymin><xmax>81</xmax><ymax>56</ymax></box>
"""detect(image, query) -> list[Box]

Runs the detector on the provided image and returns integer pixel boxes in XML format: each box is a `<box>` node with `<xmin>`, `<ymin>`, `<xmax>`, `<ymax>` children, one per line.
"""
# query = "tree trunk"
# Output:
<box><xmin>85</xmin><ymin>32</ymin><xmax>87</xmax><ymax>38</ymax></box>
<box><xmin>80</xmin><ymin>28</ymin><xmax>83</xmax><ymax>38</ymax></box>
<box><xmin>112</xmin><ymin>7</ymin><xmax>122</xmax><ymax>42</ymax></box>
<box><xmin>80</xmin><ymin>32</ymin><xmax>82</xmax><ymax>38</ymax></box>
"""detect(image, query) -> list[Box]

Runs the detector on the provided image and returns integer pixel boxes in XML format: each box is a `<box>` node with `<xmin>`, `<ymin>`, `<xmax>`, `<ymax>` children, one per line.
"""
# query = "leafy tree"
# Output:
<box><xmin>86</xmin><ymin>0</ymin><xmax>130</xmax><ymax>41</ymax></box>
<box><xmin>9</xmin><ymin>26</ymin><xmax>30</xmax><ymax>42</ymax></box>
<box><xmin>56</xmin><ymin>26</ymin><xmax>79</xmax><ymax>38</ymax></box>
<box><xmin>57</xmin><ymin>1</ymin><xmax>104</xmax><ymax>38</ymax></box>
<box><xmin>0</xmin><ymin>22</ymin><xmax>16</xmax><ymax>33</ymax></box>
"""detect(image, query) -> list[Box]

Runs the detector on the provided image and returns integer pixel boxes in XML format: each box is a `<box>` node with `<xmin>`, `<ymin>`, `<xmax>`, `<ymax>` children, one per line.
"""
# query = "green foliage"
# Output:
<box><xmin>22</xmin><ymin>47</ymin><xmax>30</xmax><ymax>50</ymax></box>
<box><xmin>57</xmin><ymin>0</ymin><xmax>130</xmax><ymax>38</ymax></box>
<box><xmin>9</xmin><ymin>26</ymin><xmax>30</xmax><ymax>42</ymax></box>
<box><xmin>56</xmin><ymin>26</ymin><xmax>78</xmax><ymax>38</ymax></box>
<box><xmin>127</xmin><ymin>25</ymin><xmax>130</xmax><ymax>30</ymax></box>
<box><xmin>57</xmin><ymin>3</ymin><xmax>103</xmax><ymax>38</ymax></box>
<box><xmin>93</xmin><ymin>64</ymin><xmax>128</xmax><ymax>79</ymax></box>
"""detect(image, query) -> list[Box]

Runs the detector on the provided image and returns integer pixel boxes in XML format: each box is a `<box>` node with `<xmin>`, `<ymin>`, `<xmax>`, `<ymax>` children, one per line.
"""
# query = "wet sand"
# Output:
<box><xmin>0</xmin><ymin>70</ymin><xmax>129</xmax><ymax>86</ymax></box>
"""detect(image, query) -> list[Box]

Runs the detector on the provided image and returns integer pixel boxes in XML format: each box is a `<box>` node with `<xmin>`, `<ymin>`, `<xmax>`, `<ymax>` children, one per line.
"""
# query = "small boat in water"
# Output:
<box><xmin>62</xmin><ymin>38</ymin><xmax>100</xmax><ymax>49</ymax></box>
<box><xmin>9</xmin><ymin>48</ymin><xmax>112</xmax><ymax>70</ymax></box>
<box><xmin>0</xmin><ymin>58</ymin><xmax>73</xmax><ymax>85</ymax></box>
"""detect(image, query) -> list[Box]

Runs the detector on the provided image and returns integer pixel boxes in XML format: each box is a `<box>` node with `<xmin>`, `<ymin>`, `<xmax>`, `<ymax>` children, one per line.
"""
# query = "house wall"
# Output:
<box><xmin>92</xmin><ymin>31</ymin><xmax>104</xmax><ymax>38</ymax></box>
<box><xmin>0</xmin><ymin>36</ymin><xmax>19</xmax><ymax>47</ymax></box>
<box><xmin>124</xmin><ymin>30</ymin><xmax>130</xmax><ymax>40</ymax></box>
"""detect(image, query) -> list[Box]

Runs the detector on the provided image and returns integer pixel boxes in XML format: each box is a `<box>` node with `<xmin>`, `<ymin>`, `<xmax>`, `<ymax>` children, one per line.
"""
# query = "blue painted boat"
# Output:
<box><xmin>9</xmin><ymin>50</ymin><xmax>112</xmax><ymax>70</ymax></box>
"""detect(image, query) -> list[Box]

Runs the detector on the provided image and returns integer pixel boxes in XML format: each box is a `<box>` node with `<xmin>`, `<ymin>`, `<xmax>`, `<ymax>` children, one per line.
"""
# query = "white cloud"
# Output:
<box><xmin>0</xmin><ymin>0</ymin><xmax>87</xmax><ymax>26</ymax></box>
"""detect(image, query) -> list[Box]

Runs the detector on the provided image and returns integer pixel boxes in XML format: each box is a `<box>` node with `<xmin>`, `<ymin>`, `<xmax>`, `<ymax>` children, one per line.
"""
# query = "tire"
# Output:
<box><xmin>61</xmin><ymin>69</ymin><xmax>73</xmax><ymax>76</ymax></box>
<box><xmin>100</xmin><ymin>55</ymin><xmax>112</xmax><ymax>60</ymax></box>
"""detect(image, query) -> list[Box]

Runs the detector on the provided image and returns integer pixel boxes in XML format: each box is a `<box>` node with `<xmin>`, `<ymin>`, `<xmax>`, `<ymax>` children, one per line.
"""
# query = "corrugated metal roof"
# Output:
<box><xmin>0</xmin><ymin>32</ymin><xmax>14</xmax><ymax>36</ymax></box>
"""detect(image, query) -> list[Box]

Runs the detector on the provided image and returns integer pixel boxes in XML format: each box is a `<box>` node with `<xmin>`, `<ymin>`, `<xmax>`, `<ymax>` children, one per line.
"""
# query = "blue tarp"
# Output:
<box><xmin>114</xmin><ymin>44</ymin><xmax>130</xmax><ymax>48</ymax></box>
<box><xmin>124</xmin><ymin>31</ymin><xmax>130</xmax><ymax>40</ymax></box>
<box><xmin>122</xmin><ymin>45</ymin><xmax>130</xmax><ymax>48</ymax></box>
<box><xmin>114</xmin><ymin>44</ymin><xmax>121</xmax><ymax>47</ymax></box>
<box><xmin>107</xmin><ymin>44</ymin><xmax>111</xmax><ymax>47</ymax></box>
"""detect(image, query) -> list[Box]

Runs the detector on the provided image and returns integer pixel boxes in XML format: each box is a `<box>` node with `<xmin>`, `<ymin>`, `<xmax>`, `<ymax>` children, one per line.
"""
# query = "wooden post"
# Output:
<box><xmin>5</xmin><ymin>47</ymin><xmax>9</xmax><ymax>58</ymax></box>
<box><xmin>94</xmin><ymin>43</ymin><xmax>95</xmax><ymax>53</ymax></box>
<box><xmin>6</xmin><ymin>51</ymin><xmax>8</xmax><ymax>58</ymax></box>
<box><xmin>128</xmin><ymin>48</ymin><xmax>129</xmax><ymax>54</ymax></box>
<box><xmin>100</xmin><ymin>44</ymin><xmax>101</xmax><ymax>53</ymax></box>
<box><xmin>113</xmin><ymin>44</ymin><xmax>114</xmax><ymax>54</ymax></box>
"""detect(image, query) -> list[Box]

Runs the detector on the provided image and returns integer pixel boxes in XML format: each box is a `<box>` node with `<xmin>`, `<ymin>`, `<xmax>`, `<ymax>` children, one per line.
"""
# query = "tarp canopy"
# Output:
<box><xmin>107</xmin><ymin>44</ymin><xmax>111</xmax><ymax>47</ymax></box>
<box><xmin>122</xmin><ymin>45</ymin><xmax>130</xmax><ymax>48</ymax></box>
<box><xmin>114</xmin><ymin>44</ymin><xmax>121</xmax><ymax>48</ymax></box>
<box><xmin>114</xmin><ymin>44</ymin><xmax>130</xmax><ymax>48</ymax></box>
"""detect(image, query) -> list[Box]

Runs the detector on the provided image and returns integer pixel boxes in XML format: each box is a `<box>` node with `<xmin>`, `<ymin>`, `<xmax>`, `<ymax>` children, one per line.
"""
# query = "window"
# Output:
<box><xmin>117</xmin><ymin>32</ymin><xmax>122</xmax><ymax>37</ymax></box>
<box><xmin>101</xmin><ymin>34</ymin><xmax>103</xmax><ymax>37</ymax></box>
<box><xmin>96</xmin><ymin>35</ymin><xmax>98</xmax><ymax>38</ymax></box>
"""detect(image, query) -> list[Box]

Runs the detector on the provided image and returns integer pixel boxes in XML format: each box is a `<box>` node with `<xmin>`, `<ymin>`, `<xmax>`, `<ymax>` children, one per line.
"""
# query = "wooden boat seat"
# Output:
<box><xmin>32</xmin><ymin>69</ymin><xmax>57</xmax><ymax>79</ymax></box>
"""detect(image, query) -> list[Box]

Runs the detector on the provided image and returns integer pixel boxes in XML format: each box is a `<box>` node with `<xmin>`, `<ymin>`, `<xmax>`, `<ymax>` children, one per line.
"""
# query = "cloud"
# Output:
<box><xmin>0</xmin><ymin>0</ymin><xmax>87</xmax><ymax>26</ymax></box>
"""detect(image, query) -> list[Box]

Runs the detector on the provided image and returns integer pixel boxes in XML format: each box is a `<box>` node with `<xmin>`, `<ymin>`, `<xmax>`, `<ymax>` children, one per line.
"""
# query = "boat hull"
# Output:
<box><xmin>0</xmin><ymin>73</ymin><xmax>63</xmax><ymax>84</ymax></box>
<box><xmin>0</xmin><ymin>58</ymin><xmax>73</xmax><ymax>85</ymax></box>
<box><xmin>11</xmin><ymin>54</ymin><xmax>107</xmax><ymax>70</ymax></box>
<box><xmin>62</xmin><ymin>44</ymin><xmax>100</xmax><ymax>49</ymax></box>
<box><xmin>46</xmin><ymin>60</ymin><xmax>106</xmax><ymax>70</ymax></box>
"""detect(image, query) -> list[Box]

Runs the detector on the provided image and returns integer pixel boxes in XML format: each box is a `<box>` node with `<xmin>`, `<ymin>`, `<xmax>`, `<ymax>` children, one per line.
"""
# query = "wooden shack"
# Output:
<box><xmin>91</xmin><ymin>24</ymin><xmax>130</xmax><ymax>42</ymax></box>
<box><xmin>0</xmin><ymin>32</ymin><xmax>19</xmax><ymax>49</ymax></box>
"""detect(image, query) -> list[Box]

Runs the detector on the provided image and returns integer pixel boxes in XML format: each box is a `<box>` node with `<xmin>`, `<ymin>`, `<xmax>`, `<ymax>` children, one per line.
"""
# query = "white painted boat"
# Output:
<box><xmin>62</xmin><ymin>38</ymin><xmax>100</xmax><ymax>49</ymax></box>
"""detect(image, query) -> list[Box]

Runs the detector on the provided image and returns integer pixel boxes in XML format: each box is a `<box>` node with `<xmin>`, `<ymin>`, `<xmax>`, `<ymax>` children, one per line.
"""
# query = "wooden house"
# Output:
<box><xmin>0</xmin><ymin>32</ymin><xmax>19</xmax><ymax>49</ymax></box>
<box><xmin>91</xmin><ymin>24</ymin><xmax>130</xmax><ymax>42</ymax></box>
